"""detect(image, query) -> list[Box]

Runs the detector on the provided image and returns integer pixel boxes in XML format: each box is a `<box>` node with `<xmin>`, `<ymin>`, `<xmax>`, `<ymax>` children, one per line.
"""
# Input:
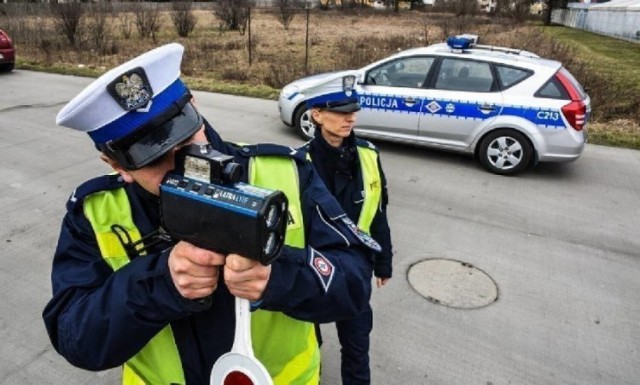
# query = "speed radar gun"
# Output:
<box><xmin>160</xmin><ymin>143</ymin><xmax>282</xmax><ymax>385</ymax></box>
<box><xmin>159</xmin><ymin>143</ymin><xmax>288</xmax><ymax>265</ymax></box>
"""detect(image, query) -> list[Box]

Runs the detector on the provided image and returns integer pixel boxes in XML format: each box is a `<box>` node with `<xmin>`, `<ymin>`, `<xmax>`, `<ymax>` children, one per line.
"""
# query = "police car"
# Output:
<box><xmin>278</xmin><ymin>34</ymin><xmax>590</xmax><ymax>175</ymax></box>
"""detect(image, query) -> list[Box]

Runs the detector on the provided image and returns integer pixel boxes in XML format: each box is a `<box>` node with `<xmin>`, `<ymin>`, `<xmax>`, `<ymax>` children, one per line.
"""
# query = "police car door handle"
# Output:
<box><xmin>478</xmin><ymin>103</ymin><xmax>497</xmax><ymax>113</ymax></box>
<box><xmin>403</xmin><ymin>97</ymin><xmax>418</xmax><ymax>106</ymax></box>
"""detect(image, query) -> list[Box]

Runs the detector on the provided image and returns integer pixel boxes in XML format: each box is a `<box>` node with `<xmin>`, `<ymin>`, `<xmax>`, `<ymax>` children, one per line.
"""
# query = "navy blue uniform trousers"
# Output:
<box><xmin>336</xmin><ymin>302</ymin><xmax>373</xmax><ymax>384</ymax></box>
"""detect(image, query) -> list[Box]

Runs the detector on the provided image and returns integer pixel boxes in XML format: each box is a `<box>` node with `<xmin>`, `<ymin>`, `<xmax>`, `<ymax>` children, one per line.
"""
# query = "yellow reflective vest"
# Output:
<box><xmin>83</xmin><ymin>153</ymin><xmax>324</xmax><ymax>385</ymax></box>
<box><xmin>84</xmin><ymin>187</ymin><xmax>186</xmax><ymax>385</ymax></box>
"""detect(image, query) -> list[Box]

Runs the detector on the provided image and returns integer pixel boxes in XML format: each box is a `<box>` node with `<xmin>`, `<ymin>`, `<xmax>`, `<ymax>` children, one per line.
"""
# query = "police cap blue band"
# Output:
<box><xmin>89</xmin><ymin>79</ymin><xmax>188</xmax><ymax>145</ymax></box>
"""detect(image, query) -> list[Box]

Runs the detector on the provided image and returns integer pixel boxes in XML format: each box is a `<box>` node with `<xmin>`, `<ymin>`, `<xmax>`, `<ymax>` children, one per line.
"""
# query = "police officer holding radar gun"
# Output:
<box><xmin>301</xmin><ymin>75</ymin><xmax>394</xmax><ymax>385</ymax></box>
<box><xmin>42</xmin><ymin>43</ymin><xmax>381</xmax><ymax>384</ymax></box>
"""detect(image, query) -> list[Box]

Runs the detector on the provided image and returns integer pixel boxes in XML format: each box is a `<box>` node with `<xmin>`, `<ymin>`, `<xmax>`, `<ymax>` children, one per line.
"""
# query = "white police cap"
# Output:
<box><xmin>305</xmin><ymin>72</ymin><xmax>361</xmax><ymax>113</ymax></box>
<box><xmin>56</xmin><ymin>43</ymin><xmax>203</xmax><ymax>170</ymax></box>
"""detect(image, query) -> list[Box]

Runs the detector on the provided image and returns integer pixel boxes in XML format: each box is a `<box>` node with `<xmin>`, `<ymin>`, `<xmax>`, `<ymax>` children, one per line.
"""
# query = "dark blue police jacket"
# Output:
<box><xmin>303</xmin><ymin>130</ymin><xmax>393</xmax><ymax>279</ymax></box>
<box><xmin>42</xmin><ymin>120</ymin><xmax>377</xmax><ymax>384</ymax></box>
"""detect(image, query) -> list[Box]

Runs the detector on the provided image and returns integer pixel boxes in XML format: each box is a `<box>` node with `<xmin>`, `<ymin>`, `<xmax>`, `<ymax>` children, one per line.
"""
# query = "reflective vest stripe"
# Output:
<box><xmin>248</xmin><ymin>156</ymin><xmax>321</xmax><ymax>385</ymax></box>
<box><xmin>83</xmin><ymin>188</ymin><xmax>186</xmax><ymax>385</ymax></box>
<box><xmin>356</xmin><ymin>146</ymin><xmax>382</xmax><ymax>234</ymax></box>
<box><xmin>84</xmin><ymin>188</ymin><xmax>140</xmax><ymax>270</ymax></box>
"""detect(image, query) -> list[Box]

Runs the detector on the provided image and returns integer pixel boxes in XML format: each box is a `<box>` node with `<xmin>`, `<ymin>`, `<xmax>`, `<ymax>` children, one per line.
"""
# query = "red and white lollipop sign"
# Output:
<box><xmin>210</xmin><ymin>298</ymin><xmax>272</xmax><ymax>385</ymax></box>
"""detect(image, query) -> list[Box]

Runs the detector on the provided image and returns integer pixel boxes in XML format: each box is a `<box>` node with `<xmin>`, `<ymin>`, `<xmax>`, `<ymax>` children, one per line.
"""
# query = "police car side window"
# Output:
<box><xmin>365</xmin><ymin>57</ymin><xmax>434</xmax><ymax>88</ymax></box>
<box><xmin>435</xmin><ymin>59</ymin><xmax>494</xmax><ymax>92</ymax></box>
<box><xmin>535</xmin><ymin>77</ymin><xmax>570</xmax><ymax>100</ymax></box>
<box><xmin>495</xmin><ymin>65</ymin><xmax>532</xmax><ymax>89</ymax></box>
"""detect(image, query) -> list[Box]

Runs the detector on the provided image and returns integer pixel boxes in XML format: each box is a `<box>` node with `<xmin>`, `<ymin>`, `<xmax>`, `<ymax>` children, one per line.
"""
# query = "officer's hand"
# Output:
<box><xmin>224</xmin><ymin>254</ymin><xmax>271</xmax><ymax>302</ymax></box>
<box><xmin>168</xmin><ymin>241</ymin><xmax>225</xmax><ymax>300</ymax></box>
<box><xmin>376</xmin><ymin>277</ymin><xmax>390</xmax><ymax>288</ymax></box>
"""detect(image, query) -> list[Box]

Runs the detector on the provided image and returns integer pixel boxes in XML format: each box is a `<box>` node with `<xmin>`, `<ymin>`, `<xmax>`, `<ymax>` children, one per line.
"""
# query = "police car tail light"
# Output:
<box><xmin>556</xmin><ymin>70</ymin><xmax>587</xmax><ymax>131</ymax></box>
<box><xmin>561</xmin><ymin>101</ymin><xmax>586</xmax><ymax>131</ymax></box>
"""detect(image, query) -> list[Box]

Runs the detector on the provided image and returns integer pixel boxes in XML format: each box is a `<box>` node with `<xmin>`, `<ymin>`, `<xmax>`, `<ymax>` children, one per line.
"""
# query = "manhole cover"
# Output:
<box><xmin>407</xmin><ymin>258</ymin><xmax>498</xmax><ymax>309</ymax></box>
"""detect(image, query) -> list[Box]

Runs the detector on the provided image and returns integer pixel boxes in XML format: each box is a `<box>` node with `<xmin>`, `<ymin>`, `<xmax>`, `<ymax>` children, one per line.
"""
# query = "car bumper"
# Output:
<box><xmin>536</xmin><ymin>127</ymin><xmax>587</xmax><ymax>162</ymax></box>
<box><xmin>0</xmin><ymin>48</ymin><xmax>15</xmax><ymax>63</ymax></box>
<box><xmin>278</xmin><ymin>94</ymin><xmax>297</xmax><ymax>127</ymax></box>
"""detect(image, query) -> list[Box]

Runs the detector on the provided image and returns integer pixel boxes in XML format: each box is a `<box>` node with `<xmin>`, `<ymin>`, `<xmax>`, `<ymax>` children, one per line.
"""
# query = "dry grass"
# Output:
<box><xmin>7</xmin><ymin>8</ymin><xmax>495</xmax><ymax>88</ymax></box>
<box><xmin>588</xmin><ymin>120</ymin><xmax>640</xmax><ymax>148</ymax></box>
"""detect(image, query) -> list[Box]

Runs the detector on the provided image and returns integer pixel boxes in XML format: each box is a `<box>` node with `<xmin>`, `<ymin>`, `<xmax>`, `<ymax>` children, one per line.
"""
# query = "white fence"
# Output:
<box><xmin>552</xmin><ymin>1</ymin><xmax>640</xmax><ymax>43</ymax></box>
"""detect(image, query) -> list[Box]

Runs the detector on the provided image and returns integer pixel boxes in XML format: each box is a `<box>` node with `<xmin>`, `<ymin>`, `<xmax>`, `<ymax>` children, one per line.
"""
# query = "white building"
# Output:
<box><xmin>552</xmin><ymin>0</ymin><xmax>640</xmax><ymax>42</ymax></box>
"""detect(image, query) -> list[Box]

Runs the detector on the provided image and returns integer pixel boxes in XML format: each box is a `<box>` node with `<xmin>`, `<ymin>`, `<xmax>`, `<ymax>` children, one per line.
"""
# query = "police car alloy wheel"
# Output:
<box><xmin>295</xmin><ymin>106</ymin><xmax>316</xmax><ymax>140</ymax></box>
<box><xmin>478</xmin><ymin>129</ymin><xmax>533</xmax><ymax>176</ymax></box>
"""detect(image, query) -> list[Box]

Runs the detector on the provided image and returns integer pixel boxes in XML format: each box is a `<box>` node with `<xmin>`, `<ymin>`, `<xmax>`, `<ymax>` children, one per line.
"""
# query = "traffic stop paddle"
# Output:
<box><xmin>210</xmin><ymin>297</ymin><xmax>272</xmax><ymax>385</ymax></box>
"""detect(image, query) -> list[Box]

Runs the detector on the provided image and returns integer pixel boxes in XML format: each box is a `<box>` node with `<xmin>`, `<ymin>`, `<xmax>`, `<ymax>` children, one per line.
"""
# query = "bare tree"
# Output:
<box><xmin>132</xmin><ymin>2</ymin><xmax>161</xmax><ymax>42</ymax></box>
<box><xmin>437</xmin><ymin>18</ymin><xmax>450</xmax><ymax>41</ymax></box>
<box><xmin>447</xmin><ymin>0</ymin><xmax>478</xmax><ymax>16</ymax></box>
<box><xmin>494</xmin><ymin>0</ymin><xmax>535</xmax><ymax>21</ymax></box>
<box><xmin>274</xmin><ymin>0</ymin><xmax>303</xmax><ymax>30</ymax></box>
<box><xmin>50</xmin><ymin>1</ymin><xmax>84</xmax><ymax>47</ymax></box>
<box><xmin>214</xmin><ymin>0</ymin><xmax>250</xmax><ymax>34</ymax></box>
<box><xmin>171</xmin><ymin>0</ymin><xmax>197</xmax><ymax>38</ymax></box>
<box><xmin>494</xmin><ymin>0</ymin><xmax>510</xmax><ymax>16</ymax></box>
<box><xmin>117</xmin><ymin>10</ymin><xmax>134</xmax><ymax>40</ymax></box>
<box><xmin>86</xmin><ymin>2</ymin><xmax>112</xmax><ymax>54</ymax></box>
<box><xmin>509</xmin><ymin>0</ymin><xmax>532</xmax><ymax>21</ymax></box>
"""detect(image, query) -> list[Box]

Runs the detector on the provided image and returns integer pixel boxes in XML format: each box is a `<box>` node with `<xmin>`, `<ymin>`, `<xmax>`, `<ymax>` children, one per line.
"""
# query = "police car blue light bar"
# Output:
<box><xmin>446</xmin><ymin>34</ymin><xmax>480</xmax><ymax>51</ymax></box>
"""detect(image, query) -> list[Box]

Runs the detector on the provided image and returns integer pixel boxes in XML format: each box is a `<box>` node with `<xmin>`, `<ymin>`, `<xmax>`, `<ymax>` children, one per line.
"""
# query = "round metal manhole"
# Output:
<box><xmin>408</xmin><ymin>258</ymin><xmax>498</xmax><ymax>309</ymax></box>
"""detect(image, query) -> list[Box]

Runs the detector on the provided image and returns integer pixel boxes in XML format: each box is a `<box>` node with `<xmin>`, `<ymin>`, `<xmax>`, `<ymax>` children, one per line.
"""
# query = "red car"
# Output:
<box><xmin>0</xmin><ymin>29</ymin><xmax>15</xmax><ymax>72</ymax></box>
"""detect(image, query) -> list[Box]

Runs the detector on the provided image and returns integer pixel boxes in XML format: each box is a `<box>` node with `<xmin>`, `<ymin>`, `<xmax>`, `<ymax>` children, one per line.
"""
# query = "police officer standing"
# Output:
<box><xmin>43</xmin><ymin>44</ymin><xmax>380</xmax><ymax>384</ymax></box>
<box><xmin>302</xmin><ymin>75</ymin><xmax>394</xmax><ymax>385</ymax></box>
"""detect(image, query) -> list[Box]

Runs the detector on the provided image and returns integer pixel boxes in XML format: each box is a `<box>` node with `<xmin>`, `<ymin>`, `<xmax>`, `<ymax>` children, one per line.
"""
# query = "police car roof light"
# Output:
<box><xmin>446</xmin><ymin>34</ymin><xmax>479</xmax><ymax>51</ymax></box>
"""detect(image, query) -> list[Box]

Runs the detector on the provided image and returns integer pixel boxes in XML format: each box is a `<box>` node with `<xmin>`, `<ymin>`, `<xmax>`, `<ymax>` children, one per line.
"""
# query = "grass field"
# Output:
<box><xmin>543</xmin><ymin>27</ymin><xmax>640</xmax><ymax>148</ymax></box>
<box><xmin>544</xmin><ymin>27</ymin><xmax>640</xmax><ymax>93</ymax></box>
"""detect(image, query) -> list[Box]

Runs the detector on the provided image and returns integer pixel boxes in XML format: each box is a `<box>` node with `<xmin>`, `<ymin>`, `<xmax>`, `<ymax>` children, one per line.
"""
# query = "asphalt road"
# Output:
<box><xmin>1</xmin><ymin>70</ymin><xmax>639</xmax><ymax>385</ymax></box>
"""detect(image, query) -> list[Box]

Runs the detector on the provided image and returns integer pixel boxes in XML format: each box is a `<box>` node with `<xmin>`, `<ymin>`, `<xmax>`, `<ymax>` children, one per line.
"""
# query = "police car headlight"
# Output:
<box><xmin>280</xmin><ymin>84</ymin><xmax>300</xmax><ymax>100</ymax></box>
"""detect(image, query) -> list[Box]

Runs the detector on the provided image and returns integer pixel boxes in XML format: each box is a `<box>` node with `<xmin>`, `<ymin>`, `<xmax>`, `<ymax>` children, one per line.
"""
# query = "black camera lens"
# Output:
<box><xmin>264</xmin><ymin>204</ymin><xmax>281</xmax><ymax>230</ymax></box>
<box><xmin>263</xmin><ymin>232</ymin><xmax>278</xmax><ymax>257</ymax></box>
<box><xmin>223</xmin><ymin>162</ymin><xmax>243</xmax><ymax>184</ymax></box>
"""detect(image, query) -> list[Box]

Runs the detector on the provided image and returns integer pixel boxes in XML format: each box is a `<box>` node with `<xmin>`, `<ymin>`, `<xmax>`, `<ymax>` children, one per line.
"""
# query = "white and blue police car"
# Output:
<box><xmin>278</xmin><ymin>34</ymin><xmax>590</xmax><ymax>175</ymax></box>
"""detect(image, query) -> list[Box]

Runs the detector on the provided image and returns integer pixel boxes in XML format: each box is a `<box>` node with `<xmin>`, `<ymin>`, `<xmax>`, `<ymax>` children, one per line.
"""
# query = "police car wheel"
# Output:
<box><xmin>478</xmin><ymin>129</ymin><xmax>533</xmax><ymax>176</ymax></box>
<box><xmin>294</xmin><ymin>106</ymin><xmax>316</xmax><ymax>140</ymax></box>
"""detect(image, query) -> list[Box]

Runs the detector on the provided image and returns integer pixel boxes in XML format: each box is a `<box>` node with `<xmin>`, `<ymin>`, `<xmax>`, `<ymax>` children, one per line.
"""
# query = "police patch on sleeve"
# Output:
<box><xmin>309</xmin><ymin>247</ymin><xmax>335</xmax><ymax>293</ymax></box>
<box><xmin>341</xmin><ymin>217</ymin><xmax>382</xmax><ymax>253</ymax></box>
